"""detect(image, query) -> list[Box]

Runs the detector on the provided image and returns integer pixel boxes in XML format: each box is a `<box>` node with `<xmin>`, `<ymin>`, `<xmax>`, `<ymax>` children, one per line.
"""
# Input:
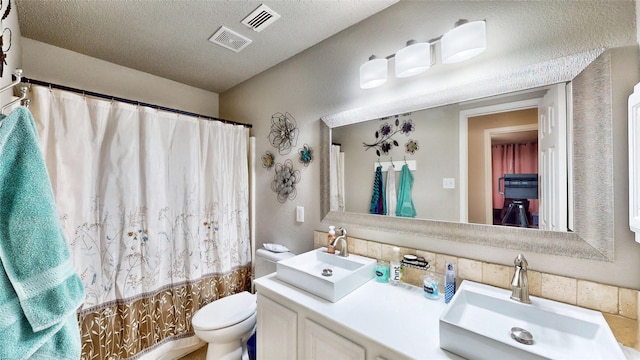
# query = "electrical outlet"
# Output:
<box><xmin>443</xmin><ymin>178</ymin><xmax>455</xmax><ymax>189</ymax></box>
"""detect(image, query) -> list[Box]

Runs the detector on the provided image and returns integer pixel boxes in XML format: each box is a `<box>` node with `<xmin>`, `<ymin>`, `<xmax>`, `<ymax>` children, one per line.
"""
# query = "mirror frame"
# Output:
<box><xmin>320</xmin><ymin>48</ymin><xmax>615</xmax><ymax>262</ymax></box>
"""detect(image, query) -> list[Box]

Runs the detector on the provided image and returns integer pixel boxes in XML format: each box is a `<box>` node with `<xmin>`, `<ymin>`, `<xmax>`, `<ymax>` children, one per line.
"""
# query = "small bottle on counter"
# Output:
<box><xmin>327</xmin><ymin>226</ymin><xmax>336</xmax><ymax>254</ymax></box>
<box><xmin>423</xmin><ymin>272</ymin><xmax>440</xmax><ymax>300</ymax></box>
<box><xmin>374</xmin><ymin>260</ymin><xmax>389</xmax><ymax>283</ymax></box>
<box><xmin>444</xmin><ymin>263</ymin><xmax>456</xmax><ymax>304</ymax></box>
<box><xmin>390</xmin><ymin>247</ymin><xmax>402</xmax><ymax>286</ymax></box>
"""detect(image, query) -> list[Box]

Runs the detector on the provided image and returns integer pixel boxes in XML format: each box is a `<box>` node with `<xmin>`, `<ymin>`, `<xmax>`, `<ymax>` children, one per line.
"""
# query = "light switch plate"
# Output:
<box><xmin>296</xmin><ymin>206</ymin><xmax>304</xmax><ymax>222</ymax></box>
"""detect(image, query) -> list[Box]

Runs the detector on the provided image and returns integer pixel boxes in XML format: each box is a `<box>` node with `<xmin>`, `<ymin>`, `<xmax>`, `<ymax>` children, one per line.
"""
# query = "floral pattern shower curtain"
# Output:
<box><xmin>28</xmin><ymin>85</ymin><xmax>251</xmax><ymax>359</ymax></box>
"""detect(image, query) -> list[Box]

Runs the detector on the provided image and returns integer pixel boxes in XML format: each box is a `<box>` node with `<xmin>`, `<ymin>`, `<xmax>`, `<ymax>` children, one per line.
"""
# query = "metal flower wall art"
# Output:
<box><xmin>298</xmin><ymin>144</ymin><xmax>313</xmax><ymax>167</ymax></box>
<box><xmin>405</xmin><ymin>139</ymin><xmax>419</xmax><ymax>154</ymax></box>
<box><xmin>271</xmin><ymin>159</ymin><xmax>301</xmax><ymax>203</ymax></box>
<box><xmin>262</xmin><ymin>151</ymin><xmax>275</xmax><ymax>169</ymax></box>
<box><xmin>268</xmin><ymin>112</ymin><xmax>299</xmax><ymax>155</ymax></box>
<box><xmin>363</xmin><ymin>113</ymin><xmax>415</xmax><ymax>156</ymax></box>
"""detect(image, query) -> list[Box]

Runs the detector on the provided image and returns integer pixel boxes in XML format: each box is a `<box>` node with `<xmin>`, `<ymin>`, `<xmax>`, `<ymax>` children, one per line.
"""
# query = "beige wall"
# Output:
<box><xmin>21</xmin><ymin>38</ymin><xmax>219</xmax><ymax>117</ymax></box>
<box><xmin>221</xmin><ymin>1</ymin><xmax>640</xmax><ymax>289</ymax></box>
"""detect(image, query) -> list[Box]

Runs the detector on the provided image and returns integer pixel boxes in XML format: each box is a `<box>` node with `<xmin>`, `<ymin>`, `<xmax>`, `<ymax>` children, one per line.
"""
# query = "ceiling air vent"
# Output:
<box><xmin>241</xmin><ymin>4</ymin><xmax>281</xmax><ymax>32</ymax></box>
<box><xmin>208</xmin><ymin>26</ymin><xmax>252</xmax><ymax>53</ymax></box>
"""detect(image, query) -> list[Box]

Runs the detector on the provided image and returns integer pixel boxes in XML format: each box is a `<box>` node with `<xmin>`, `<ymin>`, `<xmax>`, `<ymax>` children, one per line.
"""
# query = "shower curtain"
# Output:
<box><xmin>28</xmin><ymin>85</ymin><xmax>251</xmax><ymax>359</ymax></box>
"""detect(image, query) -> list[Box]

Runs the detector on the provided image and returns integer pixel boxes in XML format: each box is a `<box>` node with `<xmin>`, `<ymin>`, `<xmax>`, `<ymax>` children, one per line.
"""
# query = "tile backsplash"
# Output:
<box><xmin>313</xmin><ymin>231</ymin><xmax>639</xmax><ymax>320</ymax></box>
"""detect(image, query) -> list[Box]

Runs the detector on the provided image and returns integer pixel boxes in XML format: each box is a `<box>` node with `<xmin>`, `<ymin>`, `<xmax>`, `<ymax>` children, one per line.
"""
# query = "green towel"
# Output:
<box><xmin>0</xmin><ymin>107</ymin><xmax>84</xmax><ymax>359</ymax></box>
<box><xmin>396</xmin><ymin>164</ymin><xmax>416</xmax><ymax>218</ymax></box>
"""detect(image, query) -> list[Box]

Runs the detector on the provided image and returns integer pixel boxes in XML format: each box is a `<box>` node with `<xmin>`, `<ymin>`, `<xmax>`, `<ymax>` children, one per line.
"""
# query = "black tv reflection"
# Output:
<box><xmin>498</xmin><ymin>174</ymin><xmax>538</xmax><ymax>228</ymax></box>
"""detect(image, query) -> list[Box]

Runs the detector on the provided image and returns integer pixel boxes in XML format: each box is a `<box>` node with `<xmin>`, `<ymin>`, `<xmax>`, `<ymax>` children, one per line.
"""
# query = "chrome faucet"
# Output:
<box><xmin>510</xmin><ymin>254</ymin><xmax>531</xmax><ymax>304</ymax></box>
<box><xmin>331</xmin><ymin>227</ymin><xmax>349</xmax><ymax>257</ymax></box>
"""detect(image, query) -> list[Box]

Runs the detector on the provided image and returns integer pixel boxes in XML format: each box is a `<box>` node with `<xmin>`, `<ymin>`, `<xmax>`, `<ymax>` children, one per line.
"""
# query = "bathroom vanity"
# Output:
<box><xmin>254</xmin><ymin>273</ymin><xmax>462</xmax><ymax>360</ymax></box>
<box><xmin>254</xmin><ymin>273</ymin><xmax>640</xmax><ymax>360</ymax></box>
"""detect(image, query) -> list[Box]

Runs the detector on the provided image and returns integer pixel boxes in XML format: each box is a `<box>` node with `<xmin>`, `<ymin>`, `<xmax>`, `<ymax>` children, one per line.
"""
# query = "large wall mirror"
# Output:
<box><xmin>320</xmin><ymin>48</ymin><xmax>621</xmax><ymax>262</ymax></box>
<box><xmin>332</xmin><ymin>86</ymin><xmax>565</xmax><ymax>230</ymax></box>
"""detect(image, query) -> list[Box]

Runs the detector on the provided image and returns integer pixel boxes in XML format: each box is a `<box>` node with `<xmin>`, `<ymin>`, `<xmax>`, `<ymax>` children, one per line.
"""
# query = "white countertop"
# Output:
<box><xmin>254</xmin><ymin>273</ymin><xmax>463</xmax><ymax>359</ymax></box>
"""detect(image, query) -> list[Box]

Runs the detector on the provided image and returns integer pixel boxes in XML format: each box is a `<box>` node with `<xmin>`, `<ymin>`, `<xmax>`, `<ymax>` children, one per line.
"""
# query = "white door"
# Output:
<box><xmin>538</xmin><ymin>83</ymin><xmax>568</xmax><ymax>231</ymax></box>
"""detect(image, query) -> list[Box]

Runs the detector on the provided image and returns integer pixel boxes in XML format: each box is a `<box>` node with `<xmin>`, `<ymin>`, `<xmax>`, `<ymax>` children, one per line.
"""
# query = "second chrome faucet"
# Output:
<box><xmin>510</xmin><ymin>254</ymin><xmax>530</xmax><ymax>304</ymax></box>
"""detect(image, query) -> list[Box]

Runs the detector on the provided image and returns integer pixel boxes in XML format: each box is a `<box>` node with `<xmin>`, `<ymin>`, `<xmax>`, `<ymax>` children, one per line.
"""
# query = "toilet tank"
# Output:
<box><xmin>254</xmin><ymin>248</ymin><xmax>295</xmax><ymax>278</ymax></box>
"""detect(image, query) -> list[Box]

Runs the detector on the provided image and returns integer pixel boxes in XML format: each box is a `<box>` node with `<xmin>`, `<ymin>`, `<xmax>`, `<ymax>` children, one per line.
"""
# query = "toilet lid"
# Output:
<box><xmin>192</xmin><ymin>291</ymin><xmax>257</xmax><ymax>331</ymax></box>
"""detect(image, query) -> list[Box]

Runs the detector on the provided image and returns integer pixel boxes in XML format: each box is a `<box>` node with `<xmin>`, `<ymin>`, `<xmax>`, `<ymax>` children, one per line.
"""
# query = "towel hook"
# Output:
<box><xmin>390</xmin><ymin>157</ymin><xmax>395</xmax><ymax>168</ymax></box>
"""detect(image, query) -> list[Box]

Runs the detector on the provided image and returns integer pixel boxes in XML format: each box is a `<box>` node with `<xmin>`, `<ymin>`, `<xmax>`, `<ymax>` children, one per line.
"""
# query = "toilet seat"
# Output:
<box><xmin>192</xmin><ymin>291</ymin><xmax>257</xmax><ymax>331</ymax></box>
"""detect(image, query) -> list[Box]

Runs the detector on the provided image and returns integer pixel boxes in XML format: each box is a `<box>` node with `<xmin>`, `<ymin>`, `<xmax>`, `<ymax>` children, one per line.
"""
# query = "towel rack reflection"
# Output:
<box><xmin>374</xmin><ymin>160</ymin><xmax>417</xmax><ymax>172</ymax></box>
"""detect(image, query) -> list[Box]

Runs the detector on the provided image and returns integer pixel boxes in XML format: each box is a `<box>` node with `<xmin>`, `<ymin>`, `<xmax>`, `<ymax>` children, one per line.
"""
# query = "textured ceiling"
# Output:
<box><xmin>16</xmin><ymin>0</ymin><xmax>397</xmax><ymax>94</ymax></box>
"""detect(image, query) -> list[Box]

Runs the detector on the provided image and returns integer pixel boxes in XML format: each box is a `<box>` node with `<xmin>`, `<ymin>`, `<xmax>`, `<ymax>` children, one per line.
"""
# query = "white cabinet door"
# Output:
<box><xmin>303</xmin><ymin>319</ymin><xmax>365</xmax><ymax>360</ymax></box>
<box><xmin>257</xmin><ymin>294</ymin><xmax>297</xmax><ymax>360</ymax></box>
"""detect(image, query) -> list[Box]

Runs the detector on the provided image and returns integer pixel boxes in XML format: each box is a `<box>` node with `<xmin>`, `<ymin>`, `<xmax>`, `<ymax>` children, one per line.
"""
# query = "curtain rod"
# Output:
<box><xmin>18</xmin><ymin>76</ymin><xmax>252</xmax><ymax>129</ymax></box>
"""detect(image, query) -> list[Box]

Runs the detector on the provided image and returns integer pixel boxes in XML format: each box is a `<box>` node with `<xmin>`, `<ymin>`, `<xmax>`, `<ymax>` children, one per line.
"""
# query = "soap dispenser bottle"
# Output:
<box><xmin>390</xmin><ymin>247</ymin><xmax>402</xmax><ymax>286</ymax></box>
<box><xmin>445</xmin><ymin>263</ymin><xmax>456</xmax><ymax>304</ymax></box>
<box><xmin>327</xmin><ymin>226</ymin><xmax>336</xmax><ymax>254</ymax></box>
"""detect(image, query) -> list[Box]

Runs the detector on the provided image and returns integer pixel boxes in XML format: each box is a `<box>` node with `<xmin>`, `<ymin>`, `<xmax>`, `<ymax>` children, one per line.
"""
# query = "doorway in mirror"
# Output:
<box><xmin>461</xmin><ymin>83</ymin><xmax>569</xmax><ymax>232</ymax></box>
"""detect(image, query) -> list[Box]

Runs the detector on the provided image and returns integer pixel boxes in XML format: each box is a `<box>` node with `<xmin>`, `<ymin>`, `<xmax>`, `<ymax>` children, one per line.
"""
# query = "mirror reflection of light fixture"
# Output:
<box><xmin>360</xmin><ymin>19</ymin><xmax>486</xmax><ymax>89</ymax></box>
<box><xmin>395</xmin><ymin>40</ymin><xmax>432</xmax><ymax>78</ymax></box>
<box><xmin>441</xmin><ymin>19</ymin><xmax>487</xmax><ymax>64</ymax></box>
<box><xmin>360</xmin><ymin>55</ymin><xmax>388</xmax><ymax>89</ymax></box>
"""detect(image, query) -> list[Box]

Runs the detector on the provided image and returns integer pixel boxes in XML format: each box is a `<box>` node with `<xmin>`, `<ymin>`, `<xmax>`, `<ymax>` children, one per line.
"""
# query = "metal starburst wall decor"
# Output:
<box><xmin>268</xmin><ymin>112</ymin><xmax>299</xmax><ymax>155</ymax></box>
<box><xmin>262</xmin><ymin>151</ymin><xmax>275</xmax><ymax>169</ymax></box>
<box><xmin>271</xmin><ymin>159</ymin><xmax>301</xmax><ymax>203</ymax></box>
<box><xmin>298</xmin><ymin>144</ymin><xmax>313</xmax><ymax>167</ymax></box>
<box><xmin>363</xmin><ymin>113</ymin><xmax>415</xmax><ymax>156</ymax></box>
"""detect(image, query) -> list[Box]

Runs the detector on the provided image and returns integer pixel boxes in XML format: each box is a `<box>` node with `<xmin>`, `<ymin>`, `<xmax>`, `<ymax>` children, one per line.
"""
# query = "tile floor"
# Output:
<box><xmin>177</xmin><ymin>346</ymin><xmax>206</xmax><ymax>360</ymax></box>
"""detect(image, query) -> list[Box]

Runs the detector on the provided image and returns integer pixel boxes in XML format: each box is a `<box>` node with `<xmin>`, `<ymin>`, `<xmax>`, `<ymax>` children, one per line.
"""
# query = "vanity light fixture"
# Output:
<box><xmin>395</xmin><ymin>40</ymin><xmax>431</xmax><ymax>78</ymax></box>
<box><xmin>360</xmin><ymin>55</ymin><xmax>388</xmax><ymax>89</ymax></box>
<box><xmin>359</xmin><ymin>19</ymin><xmax>486</xmax><ymax>89</ymax></box>
<box><xmin>441</xmin><ymin>19</ymin><xmax>487</xmax><ymax>64</ymax></box>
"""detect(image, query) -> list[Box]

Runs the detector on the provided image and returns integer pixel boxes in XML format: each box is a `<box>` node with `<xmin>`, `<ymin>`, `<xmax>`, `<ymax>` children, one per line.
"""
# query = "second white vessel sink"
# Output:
<box><xmin>439</xmin><ymin>280</ymin><xmax>624</xmax><ymax>359</ymax></box>
<box><xmin>276</xmin><ymin>247</ymin><xmax>375</xmax><ymax>302</ymax></box>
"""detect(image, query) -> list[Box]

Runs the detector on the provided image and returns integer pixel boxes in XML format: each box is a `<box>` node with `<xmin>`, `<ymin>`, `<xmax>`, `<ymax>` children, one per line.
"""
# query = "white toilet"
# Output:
<box><xmin>191</xmin><ymin>246</ymin><xmax>294</xmax><ymax>360</ymax></box>
<box><xmin>192</xmin><ymin>291</ymin><xmax>256</xmax><ymax>360</ymax></box>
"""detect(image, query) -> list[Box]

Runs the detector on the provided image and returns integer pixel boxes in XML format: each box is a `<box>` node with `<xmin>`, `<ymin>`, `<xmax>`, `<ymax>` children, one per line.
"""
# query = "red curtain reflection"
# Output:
<box><xmin>491</xmin><ymin>142</ymin><xmax>539</xmax><ymax>214</ymax></box>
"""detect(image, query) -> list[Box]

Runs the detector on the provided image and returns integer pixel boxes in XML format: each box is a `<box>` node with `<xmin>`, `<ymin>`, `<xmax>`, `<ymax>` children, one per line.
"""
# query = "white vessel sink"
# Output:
<box><xmin>276</xmin><ymin>248</ymin><xmax>375</xmax><ymax>302</ymax></box>
<box><xmin>439</xmin><ymin>280</ymin><xmax>623</xmax><ymax>359</ymax></box>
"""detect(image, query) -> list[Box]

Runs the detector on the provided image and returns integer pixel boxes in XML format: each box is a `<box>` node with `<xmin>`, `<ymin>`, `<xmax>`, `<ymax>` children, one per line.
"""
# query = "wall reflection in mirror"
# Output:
<box><xmin>331</xmin><ymin>85</ymin><xmax>569</xmax><ymax>232</ymax></box>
